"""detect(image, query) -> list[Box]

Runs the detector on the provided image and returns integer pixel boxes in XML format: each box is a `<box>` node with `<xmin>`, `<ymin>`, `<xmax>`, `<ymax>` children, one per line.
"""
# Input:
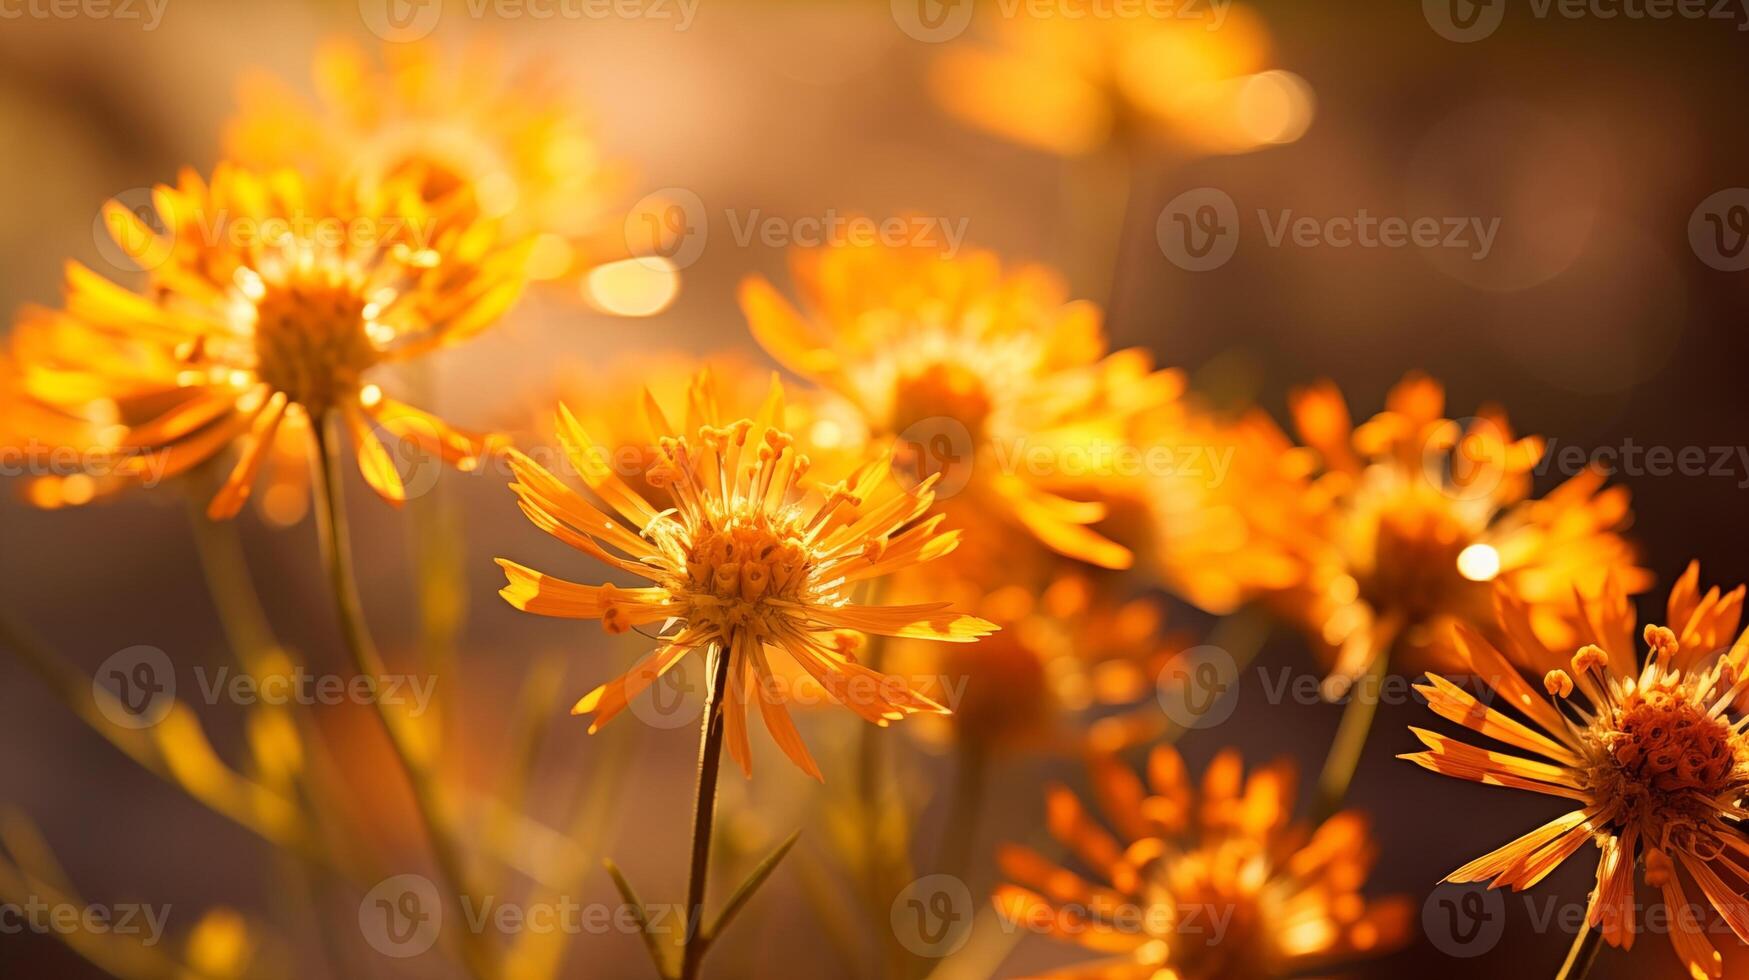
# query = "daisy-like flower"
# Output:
<box><xmin>928</xmin><ymin>3</ymin><xmax>1313</xmax><ymax>157</ymax></box>
<box><xmin>494</xmin><ymin>372</ymin><xmax>997</xmax><ymax>779</ymax></box>
<box><xmin>739</xmin><ymin>239</ymin><xmax>1181</xmax><ymax>573</ymax></box>
<box><xmin>225</xmin><ymin>39</ymin><xmax>636</xmax><ymax>289</ymax></box>
<box><xmin>520</xmin><ymin>349</ymin><xmax>866</xmax><ymax>504</ymax></box>
<box><xmin>888</xmin><ymin>572</ymin><xmax>1186</xmax><ymax>755</ymax></box>
<box><xmin>995</xmin><ymin>747</ymin><xmax>1410</xmax><ymax>978</ymax></box>
<box><xmin>1403</xmin><ymin>564</ymin><xmax>1749</xmax><ymax>978</ymax></box>
<box><xmin>1234</xmin><ymin>372</ymin><xmax>1648</xmax><ymax>686</ymax></box>
<box><xmin>11</xmin><ymin>163</ymin><xmax>526</xmax><ymax>519</ymax></box>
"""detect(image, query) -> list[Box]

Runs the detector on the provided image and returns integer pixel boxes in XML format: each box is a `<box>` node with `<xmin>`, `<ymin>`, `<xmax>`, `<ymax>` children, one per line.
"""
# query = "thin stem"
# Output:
<box><xmin>933</xmin><ymin>739</ymin><xmax>988</xmax><ymax>889</ymax></box>
<box><xmin>1555</xmin><ymin>921</ymin><xmax>1604</xmax><ymax>980</ymax></box>
<box><xmin>1312</xmin><ymin>621</ymin><xmax>1400</xmax><ymax>825</ymax></box>
<box><xmin>680</xmin><ymin>645</ymin><xmax>734</xmax><ymax>980</ymax></box>
<box><xmin>309</xmin><ymin>414</ymin><xmax>495</xmax><ymax>980</ymax></box>
<box><xmin>184</xmin><ymin>490</ymin><xmax>277</xmax><ymax>667</ymax></box>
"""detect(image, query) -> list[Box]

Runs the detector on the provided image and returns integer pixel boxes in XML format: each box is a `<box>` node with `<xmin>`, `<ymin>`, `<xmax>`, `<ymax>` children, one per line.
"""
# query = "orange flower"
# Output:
<box><xmin>888</xmin><ymin>572</ymin><xmax>1186</xmax><ymax>754</ymax></box>
<box><xmin>11</xmin><ymin>164</ymin><xmax>525</xmax><ymax>519</ymax></box>
<box><xmin>495</xmin><ymin>372</ymin><xmax>997</xmax><ymax>779</ymax></box>
<box><xmin>1235</xmin><ymin>372</ymin><xmax>1647</xmax><ymax>685</ymax></box>
<box><xmin>0</xmin><ymin>350</ymin><xmax>108</xmax><ymax>507</ymax></box>
<box><xmin>226</xmin><ymin>39</ymin><xmax>636</xmax><ymax>288</ymax></box>
<box><xmin>1403</xmin><ymin>563</ymin><xmax>1749</xmax><ymax>978</ymax></box>
<box><xmin>739</xmin><ymin>239</ymin><xmax>1180</xmax><ymax>574</ymax></box>
<box><xmin>995</xmin><ymin>748</ymin><xmax>1410</xmax><ymax>978</ymax></box>
<box><xmin>929</xmin><ymin>3</ymin><xmax>1312</xmax><ymax>156</ymax></box>
<box><xmin>519</xmin><ymin>349</ymin><xmax>865</xmax><ymax>504</ymax></box>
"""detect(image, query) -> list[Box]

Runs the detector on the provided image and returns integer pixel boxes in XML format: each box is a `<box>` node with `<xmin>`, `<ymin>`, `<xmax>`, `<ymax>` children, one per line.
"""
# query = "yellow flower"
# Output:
<box><xmin>1403</xmin><ymin>563</ymin><xmax>1749</xmax><ymax>979</ymax></box>
<box><xmin>1237</xmin><ymin>372</ymin><xmax>1648</xmax><ymax>685</ymax></box>
<box><xmin>930</xmin><ymin>3</ymin><xmax>1312</xmax><ymax>156</ymax></box>
<box><xmin>995</xmin><ymin>748</ymin><xmax>1410</xmax><ymax>979</ymax></box>
<box><xmin>226</xmin><ymin>39</ymin><xmax>631</xmax><ymax>287</ymax></box>
<box><xmin>495</xmin><ymin>372</ymin><xmax>997</xmax><ymax>779</ymax></box>
<box><xmin>739</xmin><ymin>239</ymin><xmax>1180</xmax><ymax>573</ymax></box>
<box><xmin>12</xmin><ymin>164</ymin><xmax>526</xmax><ymax>519</ymax></box>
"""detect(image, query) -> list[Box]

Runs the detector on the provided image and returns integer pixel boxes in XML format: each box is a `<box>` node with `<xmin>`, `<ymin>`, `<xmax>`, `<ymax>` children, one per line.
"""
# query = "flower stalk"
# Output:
<box><xmin>680</xmin><ymin>645</ymin><xmax>734</xmax><ymax>980</ymax></box>
<box><xmin>310</xmin><ymin>412</ymin><xmax>495</xmax><ymax>980</ymax></box>
<box><xmin>1555</xmin><ymin>922</ymin><xmax>1603</xmax><ymax>980</ymax></box>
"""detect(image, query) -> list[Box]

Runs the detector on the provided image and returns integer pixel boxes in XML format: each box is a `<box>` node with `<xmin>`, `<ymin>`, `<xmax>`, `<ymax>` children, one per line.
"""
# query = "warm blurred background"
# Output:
<box><xmin>3</xmin><ymin>0</ymin><xmax>1749</xmax><ymax>977</ymax></box>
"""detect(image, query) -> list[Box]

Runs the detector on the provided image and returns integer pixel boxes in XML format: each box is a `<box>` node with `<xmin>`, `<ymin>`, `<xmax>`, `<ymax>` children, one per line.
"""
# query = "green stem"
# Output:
<box><xmin>309</xmin><ymin>414</ymin><xmax>495</xmax><ymax>980</ymax></box>
<box><xmin>680</xmin><ymin>645</ymin><xmax>734</xmax><ymax>980</ymax></box>
<box><xmin>1555</xmin><ymin>921</ymin><xmax>1604</xmax><ymax>980</ymax></box>
<box><xmin>1312</xmin><ymin>618</ymin><xmax>1401</xmax><ymax>824</ymax></box>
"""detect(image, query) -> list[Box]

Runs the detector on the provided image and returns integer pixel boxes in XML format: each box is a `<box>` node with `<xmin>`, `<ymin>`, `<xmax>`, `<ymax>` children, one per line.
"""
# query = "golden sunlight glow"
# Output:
<box><xmin>1236</xmin><ymin>70</ymin><xmax>1315</xmax><ymax>145</ymax></box>
<box><xmin>1456</xmin><ymin>543</ymin><xmax>1502</xmax><ymax>582</ymax></box>
<box><xmin>582</xmin><ymin>257</ymin><xmax>681</xmax><ymax>318</ymax></box>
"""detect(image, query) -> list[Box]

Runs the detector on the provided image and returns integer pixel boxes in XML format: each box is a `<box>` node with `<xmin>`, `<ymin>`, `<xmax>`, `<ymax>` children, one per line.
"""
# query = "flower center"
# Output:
<box><xmin>892</xmin><ymin>362</ymin><xmax>993</xmax><ymax>441</ymax></box>
<box><xmin>1359</xmin><ymin>491</ymin><xmax>1478</xmax><ymax>622</ymax></box>
<box><xmin>1137</xmin><ymin>853</ymin><xmax>1269</xmax><ymax>980</ymax></box>
<box><xmin>1590</xmin><ymin>686</ymin><xmax>1743</xmax><ymax>849</ymax></box>
<box><xmin>682</xmin><ymin>517</ymin><xmax>811</xmax><ymax>637</ymax></box>
<box><xmin>251</xmin><ymin>280</ymin><xmax>380</xmax><ymax>417</ymax></box>
<box><xmin>1609</xmin><ymin>691</ymin><xmax>1736</xmax><ymax>795</ymax></box>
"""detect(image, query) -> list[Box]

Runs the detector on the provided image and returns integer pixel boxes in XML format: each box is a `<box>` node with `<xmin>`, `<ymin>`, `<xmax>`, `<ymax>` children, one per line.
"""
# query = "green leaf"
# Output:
<box><xmin>705</xmin><ymin>829</ymin><xmax>802</xmax><ymax>944</ymax></box>
<box><xmin>604</xmin><ymin>859</ymin><xmax>676</xmax><ymax>979</ymax></box>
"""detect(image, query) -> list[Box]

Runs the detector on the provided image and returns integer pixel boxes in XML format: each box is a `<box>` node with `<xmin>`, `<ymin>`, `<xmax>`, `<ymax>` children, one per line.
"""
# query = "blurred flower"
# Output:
<box><xmin>11</xmin><ymin>164</ymin><xmax>525</xmax><ymax>519</ymax></box>
<box><xmin>226</xmin><ymin>39</ymin><xmax>645</xmax><ymax>290</ymax></box>
<box><xmin>889</xmin><ymin>572</ymin><xmax>1186</xmax><ymax>754</ymax></box>
<box><xmin>0</xmin><ymin>348</ymin><xmax>122</xmax><ymax>509</ymax></box>
<box><xmin>1404</xmin><ymin>564</ymin><xmax>1749</xmax><ymax>979</ymax></box>
<box><xmin>495</xmin><ymin>373</ymin><xmax>997</xmax><ymax>779</ymax></box>
<box><xmin>930</xmin><ymin>3</ymin><xmax>1312</xmax><ymax>157</ymax></box>
<box><xmin>519</xmin><ymin>349</ymin><xmax>866</xmax><ymax>503</ymax></box>
<box><xmin>995</xmin><ymin>747</ymin><xmax>1410</xmax><ymax>978</ymax></box>
<box><xmin>740</xmin><ymin>239</ymin><xmax>1181</xmax><ymax>576</ymax></box>
<box><xmin>1230</xmin><ymin>372</ymin><xmax>1648</xmax><ymax>686</ymax></box>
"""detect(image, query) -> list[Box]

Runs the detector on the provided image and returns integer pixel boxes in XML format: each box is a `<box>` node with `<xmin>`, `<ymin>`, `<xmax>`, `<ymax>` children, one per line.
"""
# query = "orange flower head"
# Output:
<box><xmin>1404</xmin><ymin>562</ymin><xmax>1749</xmax><ymax>978</ymax></box>
<box><xmin>225</xmin><ymin>39</ymin><xmax>633</xmax><ymax>286</ymax></box>
<box><xmin>10</xmin><ymin>164</ymin><xmax>526</xmax><ymax>520</ymax></box>
<box><xmin>890</xmin><ymin>573</ymin><xmax>1186</xmax><ymax>754</ymax></box>
<box><xmin>739</xmin><ymin>238</ymin><xmax>1182</xmax><ymax>573</ymax></box>
<box><xmin>1243</xmin><ymin>372</ymin><xmax>1647</xmax><ymax>685</ymax></box>
<box><xmin>995</xmin><ymin>747</ymin><xmax>1410</xmax><ymax>979</ymax></box>
<box><xmin>522</xmin><ymin>349</ymin><xmax>865</xmax><ymax>505</ymax></box>
<box><xmin>496</xmin><ymin>371</ymin><xmax>997</xmax><ymax>779</ymax></box>
<box><xmin>929</xmin><ymin>3</ymin><xmax>1312</xmax><ymax>156</ymax></box>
